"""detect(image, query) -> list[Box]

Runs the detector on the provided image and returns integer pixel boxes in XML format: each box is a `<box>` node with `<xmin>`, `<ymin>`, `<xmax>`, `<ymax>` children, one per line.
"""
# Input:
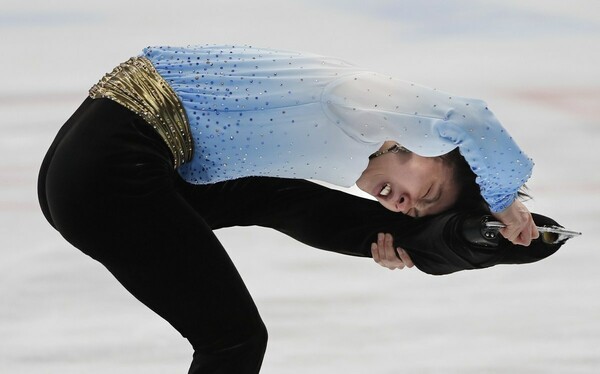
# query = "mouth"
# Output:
<box><xmin>373</xmin><ymin>182</ymin><xmax>393</xmax><ymax>198</ymax></box>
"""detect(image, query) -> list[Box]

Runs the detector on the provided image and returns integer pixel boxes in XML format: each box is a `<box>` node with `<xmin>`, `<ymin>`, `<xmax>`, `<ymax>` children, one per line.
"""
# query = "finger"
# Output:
<box><xmin>386</xmin><ymin>234</ymin><xmax>406</xmax><ymax>270</ymax></box>
<box><xmin>376</xmin><ymin>233</ymin><xmax>387</xmax><ymax>265</ymax></box>
<box><xmin>396</xmin><ymin>247</ymin><xmax>414</xmax><ymax>268</ymax></box>
<box><xmin>531</xmin><ymin>223</ymin><xmax>540</xmax><ymax>240</ymax></box>
<box><xmin>499</xmin><ymin>227</ymin><xmax>518</xmax><ymax>242</ymax></box>
<box><xmin>381</xmin><ymin>234</ymin><xmax>393</xmax><ymax>267</ymax></box>
<box><xmin>378</xmin><ymin>232</ymin><xmax>385</xmax><ymax>244</ymax></box>
<box><xmin>503</xmin><ymin>227</ymin><xmax>526</xmax><ymax>246</ymax></box>
<box><xmin>377</xmin><ymin>233</ymin><xmax>385</xmax><ymax>257</ymax></box>
<box><xmin>384</xmin><ymin>234</ymin><xmax>395</xmax><ymax>262</ymax></box>
<box><xmin>520</xmin><ymin>235</ymin><xmax>531</xmax><ymax>247</ymax></box>
<box><xmin>508</xmin><ymin>225</ymin><xmax>533</xmax><ymax>246</ymax></box>
<box><xmin>378</xmin><ymin>234</ymin><xmax>398</xmax><ymax>270</ymax></box>
<box><xmin>520</xmin><ymin>226</ymin><xmax>532</xmax><ymax>246</ymax></box>
<box><xmin>371</xmin><ymin>242</ymin><xmax>381</xmax><ymax>264</ymax></box>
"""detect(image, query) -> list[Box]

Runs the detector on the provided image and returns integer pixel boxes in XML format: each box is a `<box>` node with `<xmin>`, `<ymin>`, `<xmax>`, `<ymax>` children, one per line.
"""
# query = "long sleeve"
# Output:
<box><xmin>179</xmin><ymin>176</ymin><xmax>562</xmax><ymax>275</ymax></box>
<box><xmin>321</xmin><ymin>72</ymin><xmax>534</xmax><ymax>212</ymax></box>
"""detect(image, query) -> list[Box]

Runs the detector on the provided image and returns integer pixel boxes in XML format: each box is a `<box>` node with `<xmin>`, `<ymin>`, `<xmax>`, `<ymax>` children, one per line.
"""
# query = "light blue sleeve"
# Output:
<box><xmin>434</xmin><ymin>101</ymin><xmax>533</xmax><ymax>212</ymax></box>
<box><xmin>322</xmin><ymin>72</ymin><xmax>534</xmax><ymax>212</ymax></box>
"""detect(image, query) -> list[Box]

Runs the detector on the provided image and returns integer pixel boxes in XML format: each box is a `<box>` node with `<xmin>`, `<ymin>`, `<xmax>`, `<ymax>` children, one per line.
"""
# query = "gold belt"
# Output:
<box><xmin>89</xmin><ymin>56</ymin><xmax>193</xmax><ymax>168</ymax></box>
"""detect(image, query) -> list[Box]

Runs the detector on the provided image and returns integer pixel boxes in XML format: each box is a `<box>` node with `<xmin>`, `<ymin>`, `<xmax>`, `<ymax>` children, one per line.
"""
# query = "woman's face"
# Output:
<box><xmin>356</xmin><ymin>142</ymin><xmax>459</xmax><ymax>217</ymax></box>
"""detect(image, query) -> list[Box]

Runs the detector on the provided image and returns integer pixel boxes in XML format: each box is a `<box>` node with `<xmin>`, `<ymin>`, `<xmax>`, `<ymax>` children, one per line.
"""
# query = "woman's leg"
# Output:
<box><xmin>38</xmin><ymin>98</ymin><xmax>266</xmax><ymax>374</ymax></box>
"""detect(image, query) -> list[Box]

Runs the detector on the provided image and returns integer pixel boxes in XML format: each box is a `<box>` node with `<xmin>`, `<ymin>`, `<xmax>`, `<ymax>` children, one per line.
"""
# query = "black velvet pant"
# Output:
<box><xmin>38</xmin><ymin>97</ymin><xmax>562</xmax><ymax>373</ymax></box>
<box><xmin>38</xmin><ymin>98</ymin><xmax>270</xmax><ymax>373</ymax></box>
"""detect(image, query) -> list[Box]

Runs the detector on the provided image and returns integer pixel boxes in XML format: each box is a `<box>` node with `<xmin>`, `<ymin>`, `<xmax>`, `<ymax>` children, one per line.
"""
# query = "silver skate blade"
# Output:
<box><xmin>484</xmin><ymin>221</ymin><xmax>581</xmax><ymax>245</ymax></box>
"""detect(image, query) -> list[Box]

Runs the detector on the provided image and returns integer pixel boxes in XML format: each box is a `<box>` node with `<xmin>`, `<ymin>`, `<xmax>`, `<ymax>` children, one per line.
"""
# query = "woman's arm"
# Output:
<box><xmin>178</xmin><ymin>176</ymin><xmax>562</xmax><ymax>275</ymax></box>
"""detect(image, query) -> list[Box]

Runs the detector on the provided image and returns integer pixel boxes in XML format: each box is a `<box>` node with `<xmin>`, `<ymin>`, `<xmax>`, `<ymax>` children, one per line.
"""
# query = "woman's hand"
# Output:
<box><xmin>371</xmin><ymin>233</ymin><xmax>414</xmax><ymax>270</ymax></box>
<box><xmin>492</xmin><ymin>199</ymin><xmax>539</xmax><ymax>246</ymax></box>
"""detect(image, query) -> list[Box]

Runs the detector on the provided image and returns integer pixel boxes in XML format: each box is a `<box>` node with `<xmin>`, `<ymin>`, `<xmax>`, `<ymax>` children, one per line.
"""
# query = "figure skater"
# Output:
<box><xmin>38</xmin><ymin>45</ymin><xmax>544</xmax><ymax>373</ymax></box>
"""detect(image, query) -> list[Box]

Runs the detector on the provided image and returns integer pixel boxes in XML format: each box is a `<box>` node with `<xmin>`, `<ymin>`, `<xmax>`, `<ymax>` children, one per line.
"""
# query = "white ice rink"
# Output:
<box><xmin>2</xmin><ymin>0</ymin><xmax>600</xmax><ymax>372</ymax></box>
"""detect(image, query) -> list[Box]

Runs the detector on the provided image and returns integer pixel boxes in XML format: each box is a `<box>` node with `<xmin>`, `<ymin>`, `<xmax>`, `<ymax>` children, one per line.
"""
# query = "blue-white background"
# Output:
<box><xmin>1</xmin><ymin>0</ymin><xmax>599</xmax><ymax>372</ymax></box>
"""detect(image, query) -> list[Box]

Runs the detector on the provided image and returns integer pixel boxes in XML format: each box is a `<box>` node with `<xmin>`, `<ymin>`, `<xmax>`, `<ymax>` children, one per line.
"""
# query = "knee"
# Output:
<box><xmin>202</xmin><ymin>320</ymin><xmax>268</xmax><ymax>355</ymax></box>
<box><xmin>190</xmin><ymin>320</ymin><xmax>268</xmax><ymax>369</ymax></box>
<box><xmin>249</xmin><ymin>320</ymin><xmax>268</xmax><ymax>354</ymax></box>
<box><xmin>237</xmin><ymin>321</ymin><xmax>268</xmax><ymax>362</ymax></box>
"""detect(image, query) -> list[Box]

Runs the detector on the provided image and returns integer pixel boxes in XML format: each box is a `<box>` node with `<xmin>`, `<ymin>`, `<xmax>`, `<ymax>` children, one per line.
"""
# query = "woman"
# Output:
<box><xmin>38</xmin><ymin>45</ymin><xmax>540</xmax><ymax>373</ymax></box>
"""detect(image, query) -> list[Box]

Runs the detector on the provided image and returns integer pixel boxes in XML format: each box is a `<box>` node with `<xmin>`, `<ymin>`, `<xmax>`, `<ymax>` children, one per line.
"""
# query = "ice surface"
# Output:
<box><xmin>1</xmin><ymin>0</ymin><xmax>599</xmax><ymax>373</ymax></box>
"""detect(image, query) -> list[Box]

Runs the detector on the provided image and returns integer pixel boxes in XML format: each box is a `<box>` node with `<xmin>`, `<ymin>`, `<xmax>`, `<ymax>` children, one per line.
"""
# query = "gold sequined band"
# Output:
<box><xmin>89</xmin><ymin>56</ymin><xmax>193</xmax><ymax>168</ymax></box>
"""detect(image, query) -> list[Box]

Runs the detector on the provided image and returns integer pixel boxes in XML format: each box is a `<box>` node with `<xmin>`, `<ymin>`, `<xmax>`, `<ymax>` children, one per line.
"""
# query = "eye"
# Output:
<box><xmin>379</xmin><ymin>183</ymin><xmax>392</xmax><ymax>197</ymax></box>
<box><xmin>421</xmin><ymin>185</ymin><xmax>432</xmax><ymax>201</ymax></box>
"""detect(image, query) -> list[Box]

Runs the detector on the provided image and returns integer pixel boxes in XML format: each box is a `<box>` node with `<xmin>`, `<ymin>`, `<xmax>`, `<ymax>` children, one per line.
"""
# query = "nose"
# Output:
<box><xmin>394</xmin><ymin>193</ymin><xmax>413</xmax><ymax>214</ymax></box>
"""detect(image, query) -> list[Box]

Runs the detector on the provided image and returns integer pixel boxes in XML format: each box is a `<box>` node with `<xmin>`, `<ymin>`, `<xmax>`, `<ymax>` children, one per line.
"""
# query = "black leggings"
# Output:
<box><xmin>38</xmin><ymin>98</ymin><xmax>267</xmax><ymax>374</ymax></box>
